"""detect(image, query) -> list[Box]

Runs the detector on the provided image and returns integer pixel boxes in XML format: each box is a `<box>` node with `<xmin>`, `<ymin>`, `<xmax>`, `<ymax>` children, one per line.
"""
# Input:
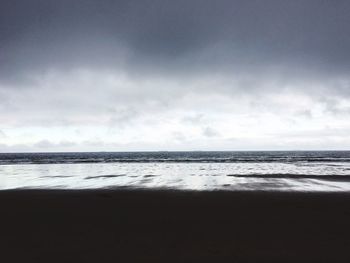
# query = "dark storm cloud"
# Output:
<box><xmin>1</xmin><ymin>0</ymin><xmax>350</xmax><ymax>84</ymax></box>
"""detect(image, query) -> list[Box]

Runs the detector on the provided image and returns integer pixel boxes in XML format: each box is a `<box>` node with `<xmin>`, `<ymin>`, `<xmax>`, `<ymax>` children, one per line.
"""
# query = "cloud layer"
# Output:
<box><xmin>1</xmin><ymin>0</ymin><xmax>350</xmax><ymax>151</ymax></box>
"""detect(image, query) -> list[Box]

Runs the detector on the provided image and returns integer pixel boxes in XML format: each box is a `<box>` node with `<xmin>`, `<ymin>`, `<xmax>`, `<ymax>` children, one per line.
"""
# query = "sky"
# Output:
<box><xmin>1</xmin><ymin>0</ymin><xmax>350</xmax><ymax>152</ymax></box>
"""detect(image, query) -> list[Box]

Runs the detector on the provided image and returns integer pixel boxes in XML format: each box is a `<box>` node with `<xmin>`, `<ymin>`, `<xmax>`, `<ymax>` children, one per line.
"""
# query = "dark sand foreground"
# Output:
<box><xmin>1</xmin><ymin>189</ymin><xmax>350</xmax><ymax>262</ymax></box>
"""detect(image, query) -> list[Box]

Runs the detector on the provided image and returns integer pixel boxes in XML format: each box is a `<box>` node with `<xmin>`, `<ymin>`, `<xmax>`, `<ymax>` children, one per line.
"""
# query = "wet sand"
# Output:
<box><xmin>1</xmin><ymin>189</ymin><xmax>350</xmax><ymax>262</ymax></box>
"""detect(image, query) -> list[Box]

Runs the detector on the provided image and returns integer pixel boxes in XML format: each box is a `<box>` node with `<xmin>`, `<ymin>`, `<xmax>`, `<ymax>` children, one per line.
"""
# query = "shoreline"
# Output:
<box><xmin>1</xmin><ymin>189</ymin><xmax>350</xmax><ymax>262</ymax></box>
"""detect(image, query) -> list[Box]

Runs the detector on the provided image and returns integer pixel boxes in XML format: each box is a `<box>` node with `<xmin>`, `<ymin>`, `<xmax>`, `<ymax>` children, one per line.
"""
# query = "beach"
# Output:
<box><xmin>1</xmin><ymin>189</ymin><xmax>350</xmax><ymax>262</ymax></box>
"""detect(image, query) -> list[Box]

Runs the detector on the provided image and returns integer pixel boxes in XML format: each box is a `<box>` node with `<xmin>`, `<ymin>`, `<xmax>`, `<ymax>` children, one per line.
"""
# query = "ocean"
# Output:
<box><xmin>1</xmin><ymin>151</ymin><xmax>350</xmax><ymax>191</ymax></box>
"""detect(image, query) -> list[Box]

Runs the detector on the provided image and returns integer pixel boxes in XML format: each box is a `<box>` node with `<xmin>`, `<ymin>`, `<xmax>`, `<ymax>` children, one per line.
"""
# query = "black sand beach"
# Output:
<box><xmin>1</xmin><ymin>189</ymin><xmax>350</xmax><ymax>262</ymax></box>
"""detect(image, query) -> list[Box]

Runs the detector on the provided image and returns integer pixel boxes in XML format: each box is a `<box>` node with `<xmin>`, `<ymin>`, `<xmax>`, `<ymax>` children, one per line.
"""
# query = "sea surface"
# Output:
<box><xmin>1</xmin><ymin>151</ymin><xmax>350</xmax><ymax>191</ymax></box>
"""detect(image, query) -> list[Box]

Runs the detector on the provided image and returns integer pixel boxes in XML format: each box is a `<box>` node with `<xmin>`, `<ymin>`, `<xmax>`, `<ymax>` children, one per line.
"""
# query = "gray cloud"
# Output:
<box><xmin>182</xmin><ymin>114</ymin><xmax>204</xmax><ymax>125</ymax></box>
<box><xmin>202</xmin><ymin>127</ymin><xmax>219</xmax><ymax>138</ymax></box>
<box><xmin>0</xmin><ymin>130</ymin><xmax>6</xmax><ymax>138</ymax></box>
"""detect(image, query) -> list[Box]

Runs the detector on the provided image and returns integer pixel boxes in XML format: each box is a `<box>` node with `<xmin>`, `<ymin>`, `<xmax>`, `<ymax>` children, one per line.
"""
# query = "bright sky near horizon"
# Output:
<box><xmin>1</xmin><ymin>0</ymin><xmax>350</xmax><ymax>152</ymax></box>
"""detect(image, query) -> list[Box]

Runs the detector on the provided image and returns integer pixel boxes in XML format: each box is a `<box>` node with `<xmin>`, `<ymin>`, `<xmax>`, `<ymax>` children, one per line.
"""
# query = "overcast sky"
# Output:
<box><xmin>1</xmin><ymin>0</ymin><xmax>350</xmax><ymax>152</ymax></box>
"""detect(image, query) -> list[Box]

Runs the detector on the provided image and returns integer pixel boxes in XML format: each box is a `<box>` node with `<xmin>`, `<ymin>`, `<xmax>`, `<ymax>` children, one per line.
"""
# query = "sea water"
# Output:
<box><xmin>1</xmin><ymin>151</ymin><xmax>350</xmax><ymax>191</ymax></box>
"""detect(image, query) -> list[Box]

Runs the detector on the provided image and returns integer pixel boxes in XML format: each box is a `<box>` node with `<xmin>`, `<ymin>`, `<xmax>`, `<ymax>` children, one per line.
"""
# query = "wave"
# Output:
<box><xmin>2</xmin><ymin>157</ymin><xmax>350</xmax><ymax>165</ymax></box>
<box><xmin>85</xmin><ymin>174</ymin><xmax>126</xmax><ymax>180</ymax></box>
<box><xmin>227</xmin><ymin>174</ymin><xmax>350</xmax><ymax>181</ymax></box>
<box><xmin>1</xmin><ymin>151</ymin><xmax>350</xmax><ymax>165</ymax></box>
